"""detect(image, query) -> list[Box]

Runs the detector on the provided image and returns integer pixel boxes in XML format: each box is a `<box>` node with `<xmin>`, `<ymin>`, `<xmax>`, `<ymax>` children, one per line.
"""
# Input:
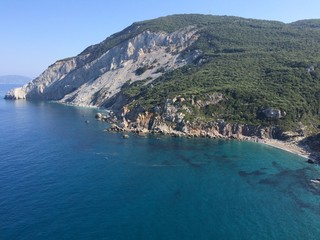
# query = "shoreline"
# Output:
<box><xmin>102</xmin><ymin>117</ymin><xmax>319</xmax><ymax>164</ymax></box>
<box><xmin>257</xmin><ymin>139</ymin><xmax>311</xmax><ymax>160</ymax></box>
<box><xmin>112</xmin><ymin>126</ymin><xmax>320</xmax><ymax>163</ymax></box>
<box><xmin>238</xmin><ymin>136</ymin><xmax>319</xmax><ymax>163</ymax></box>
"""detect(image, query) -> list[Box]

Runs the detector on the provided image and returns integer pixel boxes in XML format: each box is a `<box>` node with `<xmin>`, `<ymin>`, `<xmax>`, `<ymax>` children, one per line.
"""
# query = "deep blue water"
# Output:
<box><xmin>1</xmin><ymin>84</ymin><xmax>320</xmax><ymax>240</ymax></box>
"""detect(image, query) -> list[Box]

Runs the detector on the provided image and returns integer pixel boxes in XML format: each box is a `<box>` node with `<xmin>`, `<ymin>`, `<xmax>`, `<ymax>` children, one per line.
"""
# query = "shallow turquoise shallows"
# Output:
<box><xmin>1</xmin><ymin>84</ymin><xmax>320</xmax><ymax>240</ymax></box>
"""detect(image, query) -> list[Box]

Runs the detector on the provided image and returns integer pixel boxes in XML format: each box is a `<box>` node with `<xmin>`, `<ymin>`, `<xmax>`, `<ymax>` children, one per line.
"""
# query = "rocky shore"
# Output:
<box><xmin>95</xmin><ymin>111</ymin><xmax>320</xmax><ymax>164</ymax></box>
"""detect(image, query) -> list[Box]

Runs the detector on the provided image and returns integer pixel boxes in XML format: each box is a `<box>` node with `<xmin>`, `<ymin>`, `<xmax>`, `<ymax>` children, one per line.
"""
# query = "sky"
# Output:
<box><xmin>1</xmin><ymin>0</ymin><xmax>319</xmax><ymax>78</ymax></box>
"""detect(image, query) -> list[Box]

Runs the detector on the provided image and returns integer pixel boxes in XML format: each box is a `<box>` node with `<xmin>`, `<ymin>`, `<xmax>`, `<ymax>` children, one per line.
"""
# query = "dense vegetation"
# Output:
<box><xmin>120</xmin><ymin>15</ymin><xmax>320</xmax><ymax>132</ymax></box>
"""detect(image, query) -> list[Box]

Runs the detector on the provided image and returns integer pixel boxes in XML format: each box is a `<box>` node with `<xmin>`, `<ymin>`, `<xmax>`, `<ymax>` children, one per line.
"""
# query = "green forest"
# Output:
<box><xmin>110</xmin><ymin>14</ymin><xmax>320</xmax><ymax>132</ymax></box>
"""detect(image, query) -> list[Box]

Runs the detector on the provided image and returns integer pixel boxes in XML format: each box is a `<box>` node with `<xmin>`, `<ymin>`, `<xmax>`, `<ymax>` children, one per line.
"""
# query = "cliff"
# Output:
<box><xmin>5</xmin><ymin>26</ymin><xmax>199</xmax><ymax>107</ymax></box>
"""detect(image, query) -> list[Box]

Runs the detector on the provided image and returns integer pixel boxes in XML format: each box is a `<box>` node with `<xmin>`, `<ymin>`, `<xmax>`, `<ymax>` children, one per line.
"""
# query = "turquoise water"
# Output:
<box><xmin>1</xmin><ymin>84</ymin><xmax>320</xmax><ymax>240</ymax></box>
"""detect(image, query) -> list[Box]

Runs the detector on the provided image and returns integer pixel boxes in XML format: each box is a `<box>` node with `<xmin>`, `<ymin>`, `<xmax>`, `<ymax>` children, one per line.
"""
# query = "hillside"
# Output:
<box><xmin>5</xmin><ymin>14</ymin><xmax>320</xmax><ymax>139</ymax></box>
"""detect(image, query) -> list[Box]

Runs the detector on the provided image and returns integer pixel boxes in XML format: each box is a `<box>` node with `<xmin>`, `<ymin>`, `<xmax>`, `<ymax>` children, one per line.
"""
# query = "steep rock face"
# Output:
<box><xmin>4</xmin><ymin>58</ymin><xmax>78</xmax><ymax>100</ymax></box>
<box><xmin>5</xmin><ymin>26</ymin><xmax>199</xmax><ymax>106</ymax></box>
<box><xmin>110</xmin><ymin>105</ymin><xmax>283</xmax><ymax>139</ymax></box>
<box><xmin>107</xmin><ymin>96</ymin><xmax>283</xmax><ymax>139</ymax></box>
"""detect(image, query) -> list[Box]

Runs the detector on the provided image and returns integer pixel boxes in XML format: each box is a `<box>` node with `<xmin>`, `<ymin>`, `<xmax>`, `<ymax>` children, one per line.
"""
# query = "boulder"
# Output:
<box><xmin>261</xmin><ymin>108</ymin><xmax>285</xmax><ymax>119</ymax></box>
<box><xmin>307</xmin><ymin>159</ymin><xmax>316</xmax><ymax>164</ymax></box>
<box><xmin>95</xmin><ymin>113</ymin><xmax>103</xmax><ymax>119</ymax></box>
<box><xmin>123</xmin><ymin>134</ymin><xmax>129</xmax><ymax>139</ymax></box>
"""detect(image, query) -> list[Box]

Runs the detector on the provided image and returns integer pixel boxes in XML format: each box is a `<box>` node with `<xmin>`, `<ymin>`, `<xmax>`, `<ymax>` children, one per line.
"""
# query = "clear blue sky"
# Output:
<box><xmin>1</xmin><ymin>0</ymin><xmax>319</xmax><ymax>77</ymax></box>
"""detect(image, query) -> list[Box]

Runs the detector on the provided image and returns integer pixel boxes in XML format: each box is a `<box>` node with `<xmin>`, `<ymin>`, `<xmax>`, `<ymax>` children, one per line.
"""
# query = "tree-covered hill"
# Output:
<box><xmin>116</xmin><ymin>14</ymin><xmax>320</xmax><ymax>133</ymax></box>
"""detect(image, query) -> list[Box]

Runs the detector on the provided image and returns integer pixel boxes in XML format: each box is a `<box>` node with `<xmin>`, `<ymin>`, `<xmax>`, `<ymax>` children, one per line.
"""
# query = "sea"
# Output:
<box><xmin>1</xmin><ymin>84</ymin><xmax>320</xmax><ymax>240</ymax></box>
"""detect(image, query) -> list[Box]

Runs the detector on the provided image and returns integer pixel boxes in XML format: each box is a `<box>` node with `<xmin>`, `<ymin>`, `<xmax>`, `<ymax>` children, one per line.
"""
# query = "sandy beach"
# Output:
<box><xmin>260</xmin><ymin>138</ymin><xmax>312</xmax><ymax>160</ymax></box>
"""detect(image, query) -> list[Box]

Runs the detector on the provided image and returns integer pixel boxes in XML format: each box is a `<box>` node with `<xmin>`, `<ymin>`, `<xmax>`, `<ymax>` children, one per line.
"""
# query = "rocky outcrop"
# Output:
<box><xmin>104</xmin><ymin>96</ymin><xmax>284</xmax><ymax>140</ymax></box>
<box><xmin>260</xmin><ymin>107</ymin><xmax>286</xmax><ymax>120</ymax></box>
<box><xmin>5</xmin><ymin>26</ymin><xmax>199</xmax><ymax>106</ymax></box>
<box><xmin>106</xmin><ymin>110</ymin><xmax>283</xmax><ymax>139</ymax></box>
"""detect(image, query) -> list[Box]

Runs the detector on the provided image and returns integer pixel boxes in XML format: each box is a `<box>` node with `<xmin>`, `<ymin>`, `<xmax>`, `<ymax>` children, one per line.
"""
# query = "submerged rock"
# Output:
<box><xmin>310</xmin><ymin>179</ymin><xmax>320</xmax><ymax>184</ymax></box>
<box><xmin>123</xmin><ymin>134</ymin><xmax>129</xmax><ymax>139</ymax></box>
<box><xmin>307</xmin><ymin>159</ymin><xmax>316</xmax><ymax>164</ymax></box>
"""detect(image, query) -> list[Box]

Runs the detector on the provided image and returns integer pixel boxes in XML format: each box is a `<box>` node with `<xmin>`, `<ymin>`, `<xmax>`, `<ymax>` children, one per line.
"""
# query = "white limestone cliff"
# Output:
<box><xmin>5</xmin><ymin>26</ymin><xmax>200</xmax><ymax>107</ymax></box>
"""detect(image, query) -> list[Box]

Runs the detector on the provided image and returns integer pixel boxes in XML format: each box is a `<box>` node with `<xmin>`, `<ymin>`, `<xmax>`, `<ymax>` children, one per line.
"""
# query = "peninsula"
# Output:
<box><xmin>5</xmin><ymin>14</ymin><xmax>320</xmax><ymax>161</ymax></box>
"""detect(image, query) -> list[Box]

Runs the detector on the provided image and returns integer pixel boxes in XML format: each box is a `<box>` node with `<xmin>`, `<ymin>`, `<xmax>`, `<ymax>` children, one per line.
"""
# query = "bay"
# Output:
<box><xmin>1</xmin><ymin>84</ymin><xmax>320</xmax><ymax>240</ymax></box>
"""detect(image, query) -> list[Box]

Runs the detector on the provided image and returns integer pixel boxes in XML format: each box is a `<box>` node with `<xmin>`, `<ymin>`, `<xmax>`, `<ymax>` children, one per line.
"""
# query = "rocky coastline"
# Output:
<box><xmin>95</xmin><ymin>110</ymin><xmax>320</xmax><ymax>164</ymax></box>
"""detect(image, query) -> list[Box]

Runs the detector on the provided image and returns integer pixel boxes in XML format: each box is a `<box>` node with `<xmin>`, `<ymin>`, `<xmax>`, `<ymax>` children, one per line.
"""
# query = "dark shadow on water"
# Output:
<box><xmin>271</xmin><ymin>161</ymin><xmax>284</xmax><ymax>171</ymax></box>
<box><xmin>177</xmin><ymin>154</ymin><xmax>203</xmax><ymax>168</ymax></box>
<box><xmin>203</xmin><ymin>153</ymin><xmax>239</xmax><ymax>164</ymax></box>
<box><xmin>239</xmin><ymin>164</ymin><xmax>320</xmax><ymax>215</ymax></box>
<box><xmin>239</xmin><ymin>170</ymin><xmax>266</xmax><ymax>177</ymax></box>
<box><xmin>174</xmin><ymin>189</ymin><xmax>182</xmax><ymax>199</ymax></box>
<box><xmin>288</xmin><ymin>190</ymin><xmax>320</xmax><ymax>213</ymax></box>
<box><xmin>258</xmin><ymin>178</ymin><xmax>279</xmax><ymax>186</ymax></box>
